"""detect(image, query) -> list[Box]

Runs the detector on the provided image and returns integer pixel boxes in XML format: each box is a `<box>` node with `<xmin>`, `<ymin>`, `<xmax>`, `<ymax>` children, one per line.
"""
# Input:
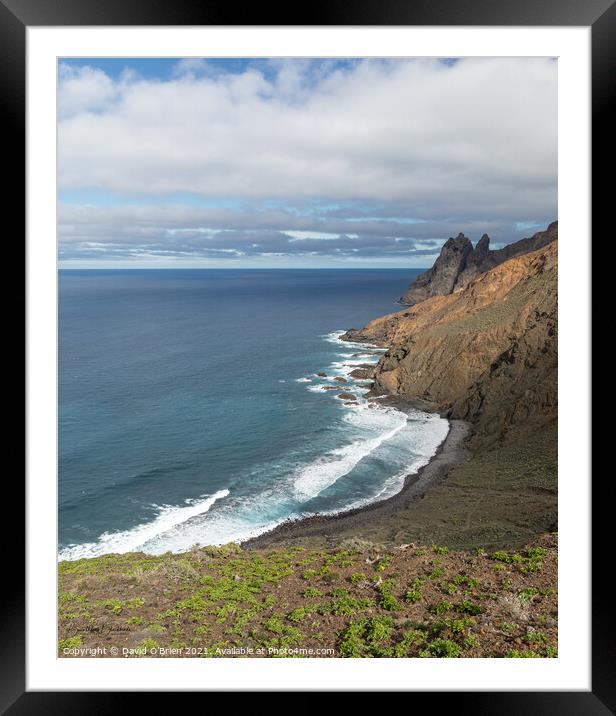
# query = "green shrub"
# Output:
<box><xmin>365</xmin><ymin>616</ymin><xmax>394</xmax><ymax>643</ymax></box>
<box><xmin>457</xmin><ymin>600</ymin><xmax>484</xmax><ymax>616</ymax></box>
<box><xmin>506</xmin><ymin>649</ymin><xmax>541</xmax><ymax>658</ymax></box>
<box><xmin>464</xmin><ymin>634</ymin><xmax>479</xmax><ymax>649</ymax></box>
<box><xmin>264</xmin><ymin>615</ymin><xmax>285</xmax><ymax>634</ymax></box>
<box><xmin>329</xmin><ymin>595</ymin><xmax>374</xmax><ymax>617</ymax></box>
<box><xmin>138</xmin><ymin>639</ymin><xmax>158</xmax><ymax>650</ymax></box>
<box><xmin>430</xmin><ymin>601</ymin><xmax>454</xmax><ymax>615</ymax></box>
<box><xmin>375</xmin><ymin>555</ymin><xmax>393</xmax><ymax>572</ymax></box>
<box><xmin>126</xmin><ymin>616</ymin><xmax>144</xmax><ymax>625</ymax></box>
<box><xmin>420</xmin><ymin>639</ymin><xmax>461</xmax><ymax>658</ymax></box>
<box><xmin>338</xmin><ymin>617</ymin><xmax>394</xmax><ymax>657</ymax></box>
<box><xmin>380</xmin><ymin>592</ymin><xmax>399</xmax><ymax>611</ymax></box>
<box><xmin>526</xmin><ymin>547</ymin><xmax>547</xmax><ymax>560</ymax></box>
<box><xmin>58</xmin><ymin>636</ymin><xmax>83</xmax><ymax>650</ymax></box>
<box><xmin>125</xmin><ymin>597</ymin><xmax>145</xmax><ymax>610</ymax></box>
<box><xmin>394</xmin><ymin>630</ymin><xmax>425</xmax><ymax>657</ymax></box>
<box><xmin>447</xmin><ymin>617</ymin><xmax>475</xmax><ymax>634</ymax></box>
<box><xmin>522</xmin><ymin>631</ymin><xmax>546</xmax><ymax>644</ymax></box>
<box><xmin>350</xmin><ymin>573</ymin><xmax>366</xmax><ymax>584</ymax></box>
<box><xmin>377</xmin><ymin>579</ymin><xmax>399</xmax><ymax>611</ymax></box>
<box><xmin>287</xmin><ymin>607</ymin><xmax>307</xmax><ymax>623</ymax></box>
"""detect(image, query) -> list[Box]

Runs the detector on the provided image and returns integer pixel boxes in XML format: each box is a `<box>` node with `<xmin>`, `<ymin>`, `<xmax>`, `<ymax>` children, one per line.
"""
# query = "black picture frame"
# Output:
<box><xmin>4</xmin><ymin>0</ymin><xmax>606</xmax><ymax>708</ymax></box>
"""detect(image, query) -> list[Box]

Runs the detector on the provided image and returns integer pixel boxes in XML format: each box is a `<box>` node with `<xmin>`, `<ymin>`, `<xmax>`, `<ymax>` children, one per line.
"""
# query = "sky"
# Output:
<box><xmin>58</xmin><ymin>57</ymin><xmax>557</xmax><ymax>268</ymax></box>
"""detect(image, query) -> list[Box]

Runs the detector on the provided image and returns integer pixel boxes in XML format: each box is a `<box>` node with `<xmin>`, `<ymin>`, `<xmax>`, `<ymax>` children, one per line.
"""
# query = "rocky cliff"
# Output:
<box><xmin>343</xmin><ymin>240</ymin><xmax>557</xmax><ymax>446</ymax></box>
<box><xmin>400</xmin><ymin>221</ymin><xmax>557</xmax><ymax>305</ymax></box>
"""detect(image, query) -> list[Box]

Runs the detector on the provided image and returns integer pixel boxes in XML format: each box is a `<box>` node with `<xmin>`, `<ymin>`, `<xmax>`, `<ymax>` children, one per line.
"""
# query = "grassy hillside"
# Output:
<box><xmin>59</xmin><ymin>533</ymin><xmax>557</xmax><ymax>658</ymax></box>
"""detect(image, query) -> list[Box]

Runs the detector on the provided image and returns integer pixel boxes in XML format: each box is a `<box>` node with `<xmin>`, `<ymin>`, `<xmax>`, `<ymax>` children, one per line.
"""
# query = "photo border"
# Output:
<box><xmin>4</xmin><ymin>0</ymin><xmax>606</xmax><ymax>707</ymax></box>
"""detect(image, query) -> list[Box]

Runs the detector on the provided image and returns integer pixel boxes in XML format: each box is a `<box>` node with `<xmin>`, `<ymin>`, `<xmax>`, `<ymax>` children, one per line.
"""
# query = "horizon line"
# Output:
<box><xmin>58</xmin><ymin>266</ymin><xmax>429</xmax><ymax>271</ymax></box>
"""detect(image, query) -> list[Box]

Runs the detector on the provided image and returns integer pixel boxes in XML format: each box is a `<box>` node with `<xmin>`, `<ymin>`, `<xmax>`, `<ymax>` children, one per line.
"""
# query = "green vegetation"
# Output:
<box><xmin>329</xmin><ymin>595</ymin><xmax>375</xmax><ymax>618</ymax></box>
<box><xmin>457</xmin><ymin>600</ymin><xmax>484</xmax><ymax>616</ymax></box>
<box><xmin>506</xmin><ymin>649</ymin><xmax>541</xmax><ymax>658</ymax></box>
<box><xmin>432</xmin><ymin>545</ymin><xmax>449</xmax><ymax>555</ymax></box>
<box><xmin>420</xmin><ymin>638</ymin><xmax>462</xmax><ymax>658</ymax></box>
<box><xmin>58</xmin><ymin>536</ymin><xmax>557</xmax><ymax>659</ymax></box>
<box><xmin>378</xmin><ymin>578</ymin><xmax>400</xmax><ymax>611</ymax></box>
<box><xmin>490</xmin><ymin>545</ymin><xmax>548</xmax><ymax>575</ymax></box>
<box><xmin>405</xmin><ymin>576</ymin><xmax>425</xmax><ymax>603</ymax></box>
<box><xmin>464</xmin><ymin>634</ymin><xmax>479</xmax><ymax>649</ymax></box>
<box><xmin>287</xmin><ymin>607</ymin><xmax>308</xmax><ymax>623</ymax></box>
<box><xmin>405</xmin><ymin>589</ymin><xmax>422</xmax><ymax>603</ymax></box>
<box><xmin>522</xmin><ymin>630</ymin><xmax>546</xmax><ymax>645</ymax></box>
<box><xmin>436</xmin><ymin>617</ymin><xmax>475</xmax><ymax>635</ymax></box>
<box><xmin>430</xmin><ymin>600</ymin><xmax>454</xmax><ymax>615</ymax></box>
<box><xmin>394</xmin><ymin>630</ymin><xmax>425</xmax><ymax>657</ymax></box>
<box><xmin>126</xmin><ymin>616</ymin><xmax>144</xmax><ymax>625</ymax></box>
<box><xmin>339</xmin><ymin>617</ymin><xmax>395</xmax><ymax>657</ymax></box>
<box><xmin>375</xmin><ymin>555</ymin><xmax>393</xmax><ymax>572</ymax></box>
<box><xmin>58</xmin><ymin>635</ymin><xmax>83</xmax><ymax>650</ymax></box>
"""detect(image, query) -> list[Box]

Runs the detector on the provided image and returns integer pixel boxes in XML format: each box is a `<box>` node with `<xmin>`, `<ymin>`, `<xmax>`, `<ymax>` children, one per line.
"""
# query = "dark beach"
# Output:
<box><xmin>242</xmin><ymin>414</ymin><xmax>470</xmax><ymax>549</ymax></box>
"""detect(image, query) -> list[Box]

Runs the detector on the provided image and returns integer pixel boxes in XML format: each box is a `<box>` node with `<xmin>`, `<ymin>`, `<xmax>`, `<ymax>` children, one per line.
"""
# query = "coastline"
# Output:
<box><xmin>242</xmin><ymin>416</ymin><xmax>471</xmax><ymax>549</ymax></box>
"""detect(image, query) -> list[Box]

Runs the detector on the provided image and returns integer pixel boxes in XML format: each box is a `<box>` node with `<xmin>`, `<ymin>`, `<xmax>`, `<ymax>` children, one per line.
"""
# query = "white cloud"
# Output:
<box><xmin>58</xmin><ymin>58</ymin><xmax>557</xmax><ymax>264</ymax></box>
<box><xmin>57</xmin><ymin>201</ymin><xmax>547</xmax><ymax>268</ymax></box>
<box><xmin>58</xmin><ymin>65</ymin><xmax>118</xmax><ymax>118</ymax></box>
<box><xmin>171</xmin><ymin>58</ymin><xmax>210</xmax><ymax>77</ymax></box>
<box><xmin>58</xmin><ymin>58</ymin><xmax>557</xmax><ymax>212</ymax></box>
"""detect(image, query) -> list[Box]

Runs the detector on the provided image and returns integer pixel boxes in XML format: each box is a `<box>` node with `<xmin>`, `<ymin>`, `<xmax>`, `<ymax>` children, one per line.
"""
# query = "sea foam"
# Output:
<box><xmin>293</xmin><ymin>407</ymin><xmax>407</xmax><ymax>499</ymax></box>
<box><xmin>60</xmin><ymin>326</ymin><xmax>447</xmax><ymax>560</ymax></box>
<box><xmin>58</xmin><ymin>489</ymin><xmax>230</xmax><ymax>560</ymax></box>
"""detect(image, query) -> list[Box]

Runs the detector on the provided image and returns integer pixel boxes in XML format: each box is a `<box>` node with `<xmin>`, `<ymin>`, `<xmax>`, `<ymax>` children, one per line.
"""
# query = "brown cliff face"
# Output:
<box><xmin>343</xmin><ymin>240</ymin><xmax>557</xmax><ymax>445</ymax></box>
<box><xmin>400</xmin><ymin>221</ymin><xmax>557</xmax><ymax>305</ymax></box>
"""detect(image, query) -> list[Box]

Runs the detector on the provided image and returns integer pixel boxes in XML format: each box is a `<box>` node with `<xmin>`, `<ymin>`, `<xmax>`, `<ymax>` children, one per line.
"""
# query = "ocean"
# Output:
<box><xmin>58</xmin><ymin>269</ymin><xmax>449</xmax><ymax>559</ymax></box>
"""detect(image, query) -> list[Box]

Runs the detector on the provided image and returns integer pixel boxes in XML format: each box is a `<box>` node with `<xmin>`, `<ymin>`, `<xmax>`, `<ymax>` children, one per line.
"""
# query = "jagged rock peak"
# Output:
<box><xmin>400</xmin><ymin>222</ymin><xmax>557</xmax><ymax>305</ymax></box>
<box><xmin>475</xmin><ymin>234</ymin><xmax>490</xmax><ymax>253</ymax></box>
<box><xmin>445</xmin><ymin>233</ymin><xmax>471</xmax><ymax>247</ymax></box>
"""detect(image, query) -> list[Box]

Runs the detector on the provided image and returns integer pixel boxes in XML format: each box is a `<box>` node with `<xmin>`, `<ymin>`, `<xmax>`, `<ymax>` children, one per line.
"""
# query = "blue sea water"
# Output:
<box><xmin>59</xmin><ymin>269</ymin><xmax>449</xmax><ymax>559</ymax></box>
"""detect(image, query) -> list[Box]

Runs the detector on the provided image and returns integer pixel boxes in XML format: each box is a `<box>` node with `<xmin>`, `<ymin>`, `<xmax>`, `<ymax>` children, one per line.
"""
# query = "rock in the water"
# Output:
<box><xmin>316</xmin><ymin>372</ymin><xmax>327</xmax><ymax>377</ymax></box>
<box><xmin>333</xmin><ymin>376</ymin><xmax>347</xmax><ymax>383</ymax></box>
<box><xmin>349</xmin><ymin>368</ymin><xmax>374</xmax><ymax>379</ymax></box>
<box><xmin>337</xmin><ymin>393</ymin><xmax>357</xmax><ymax>401</ymax></box>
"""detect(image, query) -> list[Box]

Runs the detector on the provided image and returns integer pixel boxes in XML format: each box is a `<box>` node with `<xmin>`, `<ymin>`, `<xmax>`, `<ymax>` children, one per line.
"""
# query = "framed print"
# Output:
<box><xmin>3</xmin><ymin>0</ymin><xmax>607</xmax><ymax>708</ymax></box>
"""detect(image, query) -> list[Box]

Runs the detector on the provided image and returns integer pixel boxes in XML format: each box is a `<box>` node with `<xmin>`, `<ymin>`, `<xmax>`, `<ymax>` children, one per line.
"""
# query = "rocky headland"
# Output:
<box><xmin>400</xmin><ymin>221</ymin><xmax>557</xmax><ymax>305</ymax></box>
<box><xmin>250</xmin><ymin>223</ymin><xmax>558</xmax><ymax>551</ymax></box>
<box><xmin>344</xmin><ymin>237</ymin><xmax>557</xmax><ymax>447</ymax></box>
